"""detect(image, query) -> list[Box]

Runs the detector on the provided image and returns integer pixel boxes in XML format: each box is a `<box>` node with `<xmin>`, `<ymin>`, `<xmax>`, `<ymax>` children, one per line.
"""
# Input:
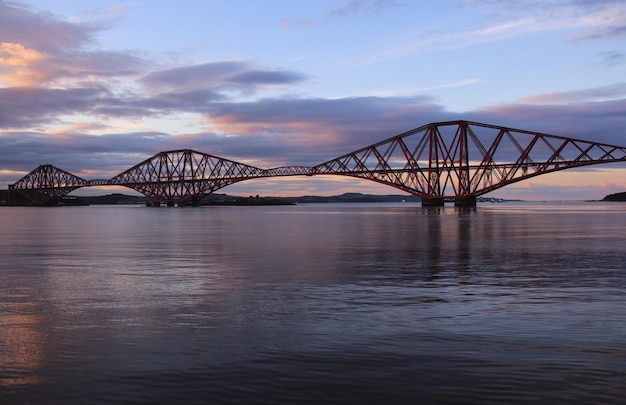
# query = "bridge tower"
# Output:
<box><xmin>423</xmin><ymin>121</ymin><xmax>474</xmax><ymax>207</ymax></box>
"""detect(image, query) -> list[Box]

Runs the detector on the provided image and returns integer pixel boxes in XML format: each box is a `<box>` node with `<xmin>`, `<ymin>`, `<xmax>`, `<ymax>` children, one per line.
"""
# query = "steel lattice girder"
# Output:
<box><xmin>10</xmin><ymin>164</ymin><xmax>88</xmax><ymax>204</ymax></box>
<box><xmin>109</xmin><ymin>149</ymin><xmax>267</xmax><ymax>203</ymax></box>
<box><xmin>313</xmin><ymin>121</ymin><xmax>626</xmax><ymax>198</ymax></box>
<box><xmin>10</xmin><ymin>121</ymin><xmax>626</xmax><ymax>204</ymax></box>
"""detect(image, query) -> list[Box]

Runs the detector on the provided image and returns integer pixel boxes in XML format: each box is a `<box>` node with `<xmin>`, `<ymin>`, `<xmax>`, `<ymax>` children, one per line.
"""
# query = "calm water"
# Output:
<box><xmin>1</xmin><ymin>202</ymin><xmax>625</xmax><ymax>404</ymax></box>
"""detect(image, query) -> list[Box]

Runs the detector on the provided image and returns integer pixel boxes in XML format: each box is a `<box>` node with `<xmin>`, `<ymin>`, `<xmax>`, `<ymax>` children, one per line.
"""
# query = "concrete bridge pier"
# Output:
<box><xmin>454</xmin><ymin>197</ymin><xmax>477</xmax><ymax>207</ymax></box>
<box><xmin>421</xmin><ymin>197</ymin><xmax>477</xmax><ymax>207</ymax></box>
<box><xmin>421</xmin><ymin>198</ymin><xmax>445</xmax><ymax>207</ymax></box>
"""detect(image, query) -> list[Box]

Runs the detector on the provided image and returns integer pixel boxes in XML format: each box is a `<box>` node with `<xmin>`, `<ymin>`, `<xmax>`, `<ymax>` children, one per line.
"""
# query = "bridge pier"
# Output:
<box><xmin>421</xmin><ymin>197</ymin><xmax>477</xmax><ymax>207</ymax></box>
<box><xmin>454</xmin><ymin>197</ymin><xmax>477</xmax><ymax>207</ymax></box>
<box><xmin>421</xmin><ymin>198</ymin><xmax>445</xmax><ymax>207</ymax></box>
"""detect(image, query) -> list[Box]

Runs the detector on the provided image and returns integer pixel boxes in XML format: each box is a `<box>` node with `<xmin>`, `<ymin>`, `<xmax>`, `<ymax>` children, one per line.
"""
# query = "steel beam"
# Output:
<box><xmin>9</xmin><ymin>121</ymin><xmax>626</xmax><ymax>206</ymax></box>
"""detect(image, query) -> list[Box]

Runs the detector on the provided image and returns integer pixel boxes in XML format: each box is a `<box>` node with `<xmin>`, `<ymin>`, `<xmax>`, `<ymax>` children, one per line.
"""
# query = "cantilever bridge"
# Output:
<box><xmin>9</xmin><ymin>120</ymin><xmax>626</xmax><ymax>207</ymax></box>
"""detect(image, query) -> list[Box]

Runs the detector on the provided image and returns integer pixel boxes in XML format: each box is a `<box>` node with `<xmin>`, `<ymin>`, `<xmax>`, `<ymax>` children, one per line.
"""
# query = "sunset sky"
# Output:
<box><xmin>2</xmin><ymin>0</ymin><xmax>626</xmax><ymax>200</ymax></box>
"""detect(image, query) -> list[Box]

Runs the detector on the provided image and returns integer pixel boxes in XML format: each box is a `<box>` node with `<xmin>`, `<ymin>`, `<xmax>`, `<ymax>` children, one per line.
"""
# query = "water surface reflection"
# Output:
<box><xmin>1</xmin><ymin>203</ymin><xmax>625</xmax><ymax>403</ymax></box>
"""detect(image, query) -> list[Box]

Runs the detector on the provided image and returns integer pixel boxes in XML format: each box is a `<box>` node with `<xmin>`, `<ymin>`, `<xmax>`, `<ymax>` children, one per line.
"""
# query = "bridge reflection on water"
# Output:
<box><xmin>9</xmin><ymin>120</ymin><xmax>626</xmax><ymax>207</ymax></box>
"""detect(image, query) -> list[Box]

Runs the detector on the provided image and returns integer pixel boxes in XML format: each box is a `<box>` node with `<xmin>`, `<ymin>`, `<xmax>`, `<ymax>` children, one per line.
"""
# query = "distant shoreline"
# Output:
<box><xmin>74</xmin><ymin>192</ymin><xmax>424</xmax><ymax>206</ymax></box>
<box><xmin>3</xmin><ymin>189</ymin><xmax>625</xmax><ymax>206</ymax></box>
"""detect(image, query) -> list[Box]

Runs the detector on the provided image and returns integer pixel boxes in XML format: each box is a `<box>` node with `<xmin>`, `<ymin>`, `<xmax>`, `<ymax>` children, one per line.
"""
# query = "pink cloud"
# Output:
<box><xmin>279</xmin><ymin>19</ymin><xmax>314</xmax><ymax>31</ymax></box>
<box><xmin>104</xmin><ymin>2</ymin><xmax>140</xmax><ymax>15</ymax></box>
<box><xmin>0</xmin><ymin>42</ymin><xmax>48</xmax><ymax>85</ymax></box>
<box><xmin>0</xmin><ymin>1</ymin><xmax>144</xmax><ymax>88</ymax></box>
<box><xmin>518</xmin><ymin>83</ymin><xmax>626</xmax><ymax>104</ymax></box>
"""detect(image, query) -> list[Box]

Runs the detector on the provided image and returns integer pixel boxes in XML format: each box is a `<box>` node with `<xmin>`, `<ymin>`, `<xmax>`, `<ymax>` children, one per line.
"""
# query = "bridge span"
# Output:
<box><xmin>9</xmin><ymin>120</ymin><xmax>626</xmax><ymax>207</ymax></box>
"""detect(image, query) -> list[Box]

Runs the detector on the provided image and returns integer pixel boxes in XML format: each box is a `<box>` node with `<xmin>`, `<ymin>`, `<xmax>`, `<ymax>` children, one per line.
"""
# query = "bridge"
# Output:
<box><xmin>8</xmin><ymin>120</ymin><xmax>626</xmax><ymax>207</ymax></box>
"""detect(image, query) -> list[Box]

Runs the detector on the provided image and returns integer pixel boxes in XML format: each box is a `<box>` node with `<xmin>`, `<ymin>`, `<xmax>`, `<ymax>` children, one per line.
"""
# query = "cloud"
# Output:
<box><xmin>518</xmin><ymin>83</ymin><xmax>626</xmax><ymax>104</ymax></box>
<box><xmin>0</xmin><ymin>0</ymin><xmax>98</xmax><ymax>52</ymax></box>
<box><xmin>0</xmin><ymin>42</ymin><xmax>47</xmax><ymax>86</ymax></box>
<box><xmin>470</xmin><ymin>95</ymin><xmax>626</xmax><ymax>144</ymax></box>
<box><xmin>139</xmin><ymin>61</ymin><xmax>307</xmax><ymax>95</ymax></box>
<box><xmin>280</xmin><ymin>18</ymin><xmax>315</xmax><ymax>31</ymax></box>
<box><xmin>0</xmin><ymin>1</ymin><xmax>145</xmax><ymax>87</ymax></box>
<box><xmin>565</xmin><ymin>1</ymin><xmax>626</xmax><ymax>42</ymax></box>
<box><xmin>201</xmin><ymin>95</ymin><xmax>446</xmax><ymax>156</ymax></box>
<box><xmin>0</xmin><ymin>86</ymin><xmax>112</xmax><ymax>128</ymax></box>
<box><xmin>0</xmin><ymin>130</ymin><xmax>170</xmax><ymax>175</ymax></box>
<box><xmin>599</xmin><ymin>50</ymin><xmax>625</xmax><ymax>67</ymax></box>
<box><xmin>229</xmin><ymin>69</ymin><xmax>306</xmax><ymax>87</ymax></box>
<box><xmin>0</xmin><ymin>42</ymin><xmax>144</xmax><ymax>86</ymax></box>
<box><xmin>328</xmin><ymin>0</ymin><xmax>408</xmax><ymax>18</ymax></box>
<box><xmin>461</xmin><ymin>0</ymin><xmax>626</xmax><ymax>43</ymax></box>
<box><xmin>139</xmin><ymin>61</ymin><xmax>248</xmax><ymax>92</ymax></box>
<box><xmin>0</xmin><ymin>94</ymin><xmax>449</xmax><ymax>179</ymax></box>
<box><xmin>364</xmin><ymin>16</ymin><xmax>546</xmax><ymax>65</ymax></box>
<box><xmin>104</xmin><ymin>2</ymin><xmax>140</xmax><ymax>15</ymax></box>
<box><xmin>361</xmin><ymin>1</ymin><xmax>626</xmax><ymax>65</ymax></box>
<box><xmin>143</xmin><ymin>88</ymin><xmax>228</xmax><ymax>109</ymax></box>
<box><xmin>0</xmin><ymin>84</ymin><xmax>184</xmax><ymax>130</ymax></box>
<box><xmin>0</xmin><ymin>60</ymin><xmax>309</xmax><ymax>131</ymax></box>
<box><xmin>0</xmin><ymin>42</ymin><xmax>145</xmax><ymax>86</ymax></box>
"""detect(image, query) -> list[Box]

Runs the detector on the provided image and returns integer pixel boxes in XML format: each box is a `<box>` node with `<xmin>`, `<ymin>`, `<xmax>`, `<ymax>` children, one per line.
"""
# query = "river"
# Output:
<box><xmin>1</xmin><ymin>202</ymin><xmax>625</xmax><ymax>404</ymax></box>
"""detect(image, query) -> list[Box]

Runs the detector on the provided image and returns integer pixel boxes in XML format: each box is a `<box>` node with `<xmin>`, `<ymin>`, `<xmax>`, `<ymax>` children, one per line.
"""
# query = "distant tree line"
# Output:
<box><xmin>602</xmin><ymin>191</ymin><xmax>626</xmax><ymax>201</ymax></box>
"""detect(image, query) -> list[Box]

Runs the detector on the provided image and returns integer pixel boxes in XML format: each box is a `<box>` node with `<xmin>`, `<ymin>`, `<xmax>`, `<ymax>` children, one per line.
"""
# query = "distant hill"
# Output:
<box><xmin>281</xmin><ymin>192</ymin><xmax>421</xmax><ymax>204</ymax></box>
<box><xmin>4</xmin><ymin>191</ymin><xmax>525</xmax><ymax>206</ymax></box>
<box><xmin>602</xmin><ymin>191</ymin><xmax>626</xmax><ymax>201</ymax></box>
<box><xmin>70</xmin><ymin>192</ymin><xmax>422</xmax><ymax>206</ymax></box>
<box><xmin>76</xmin><ymin>193</ymin><xmax>148</xmax><ymax>205</ymax></box>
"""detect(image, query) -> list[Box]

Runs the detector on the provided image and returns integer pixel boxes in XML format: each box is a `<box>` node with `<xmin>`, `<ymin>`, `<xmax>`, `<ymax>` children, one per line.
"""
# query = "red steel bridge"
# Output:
<box><xmin>9</xmin><ymin>120</ymin><xmax>626</xmax><ymax>207</ymax></box>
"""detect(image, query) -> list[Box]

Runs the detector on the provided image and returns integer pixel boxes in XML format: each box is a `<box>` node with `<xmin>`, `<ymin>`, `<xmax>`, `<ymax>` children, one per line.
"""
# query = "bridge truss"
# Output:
<box><xmin>108</xmin><ymin>150</ymin><xmax>268</xmax><ymax>205</ymax></box>
<box><xmin>9</xmin><ymin>164</ymin><xmax>90</xmax><ymax>205</ymax></box>
<box><xmin>9</xmin><ymin>121</ymin><xmax>626</xmax><ymax>206</ymax></box>
<box><xmin>313</xmin><ymin>120</ymin><xmax>626</xmax><ymax>205</ymax></box>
